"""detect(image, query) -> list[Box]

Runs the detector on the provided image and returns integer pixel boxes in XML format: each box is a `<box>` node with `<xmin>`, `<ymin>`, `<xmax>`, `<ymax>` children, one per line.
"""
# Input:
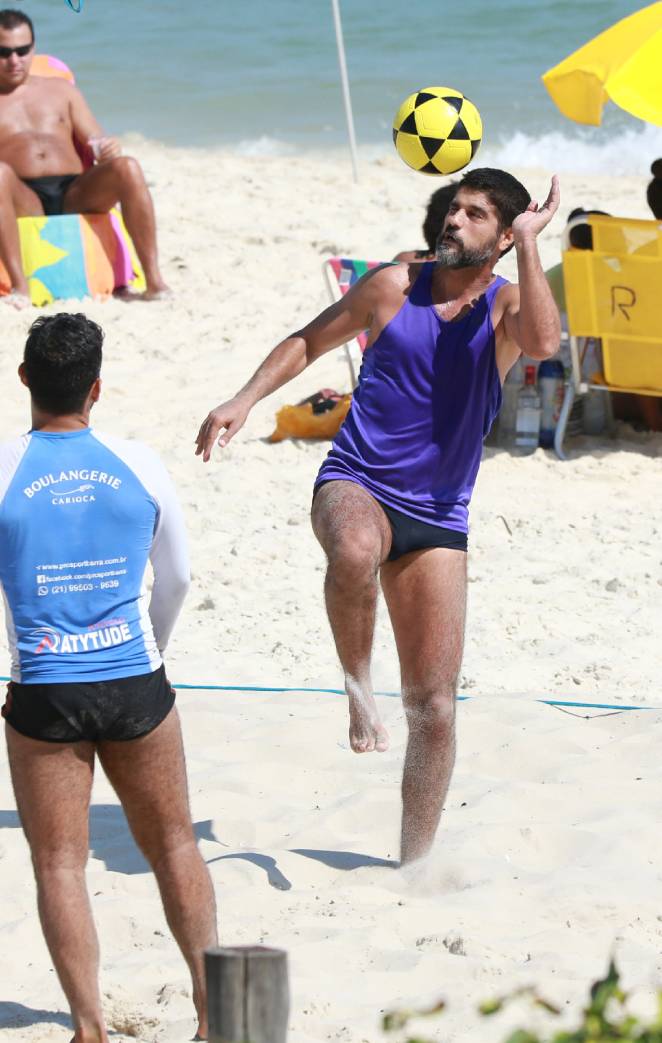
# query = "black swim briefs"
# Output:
<box><xmin>313</xmin><ymin>480</ymin><xmax>468</xmax><ymax>561</ymax></box>
<box><xmin>21</xmin><ymin>174</ymin><xmax>79</xmax><ymax>216</ymax></box>
<box><xmin>380</xmin><ymin>502</ymin><xmax>468</xmax><ymax>561</ymax></box>
<box><xmin>1</xmin><ymin>665</ymin><xmax>174</xmax><ymax>743</ymax></box>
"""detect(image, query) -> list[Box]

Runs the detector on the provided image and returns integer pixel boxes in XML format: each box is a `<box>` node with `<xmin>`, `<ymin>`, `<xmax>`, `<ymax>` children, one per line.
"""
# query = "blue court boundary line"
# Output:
<box><xmin>175</xmin><ymin>686</ymin><xmax>658</xmax><ymax>712</ymax></box>
<box><xmin>0</xmin><ymin>676</ymin><xmax>658</xmax><ymax>713</ymax></box>
<box><xmin>537</xmin><ymin>698</ymin><xmax>656</xmax><ymax>711</ymax></box>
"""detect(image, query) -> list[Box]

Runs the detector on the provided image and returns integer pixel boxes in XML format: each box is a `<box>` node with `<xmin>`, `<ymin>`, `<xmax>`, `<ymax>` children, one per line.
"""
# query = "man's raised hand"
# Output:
<box><xmin>512</xmin><ymin>175</ymin><xmax>560</xmax><ymax>243</ymax></box>
<box><xmin>89</xmin><ymin>136</ymin><xmax>122</xmax><ymax>162</ymax></box>
<box><xmin>194</xmin><ymin>397</ymin><xmax>250</xmax><ymax>463</ymax></box>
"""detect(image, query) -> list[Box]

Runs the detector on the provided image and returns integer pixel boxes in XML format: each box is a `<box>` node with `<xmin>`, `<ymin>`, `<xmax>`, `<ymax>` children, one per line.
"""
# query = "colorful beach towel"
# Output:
<box><xmin>0</xmin><ymin>212</ymin><xmax>146</xmax><ymax>305</ymax></box>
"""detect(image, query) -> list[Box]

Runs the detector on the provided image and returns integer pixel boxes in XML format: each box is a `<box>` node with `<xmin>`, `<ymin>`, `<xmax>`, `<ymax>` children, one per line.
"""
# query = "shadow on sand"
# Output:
<box><xmin>1</xmin><ymin>805</ymin><xmax>223</xmax><ymax>876</ymax></box>
<box><xmin>290</xmin><ymin>848</ymin><xmax>397</xmax><ymax>870</ymax></box>
<box><xmin>0</xmin><ymin>1001</ymin><xmax>71</xmax><ymax>1031</ymax></box>
<box><xmin>205</xmin><ymin>850</ymin><xmax>293</xmax><ymax>890</ymax></box>
<box><xmin>2</xmin><ymin>808</ymin><xmax>397</xmax><ymax>885</ymax></box>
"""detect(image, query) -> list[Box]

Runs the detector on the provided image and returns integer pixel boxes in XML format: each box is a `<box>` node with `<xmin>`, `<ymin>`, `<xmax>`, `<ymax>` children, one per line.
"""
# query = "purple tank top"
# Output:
<box><xmin>316</xmin><ymin>262</ymin><xmax>506</xmax><ymax>533</ymax></box>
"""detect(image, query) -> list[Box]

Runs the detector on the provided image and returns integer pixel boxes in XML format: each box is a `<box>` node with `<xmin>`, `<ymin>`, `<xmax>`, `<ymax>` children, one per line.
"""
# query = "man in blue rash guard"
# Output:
<box><xmin>0</xmin><ymin>313</ymin><xmax>217</xmax><ymax>1043</ymax></box>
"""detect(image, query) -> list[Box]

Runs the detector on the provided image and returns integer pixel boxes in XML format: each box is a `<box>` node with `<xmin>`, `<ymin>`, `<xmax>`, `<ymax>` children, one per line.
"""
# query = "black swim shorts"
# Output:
<box><xmin>313</xmin><ymin>479</ymin><xmax>468</xmax><ymax>561</ymax></box>
<box><xmin>380</xmin><ymin>502</ymin><xmax>468</xmax><ymax>561</ymax></box>
<box><xmin>21</xmin><ymin>174</ymin><xmax>79</xmax><ymax>216</ymax></box>
<box><xmin>1</xmin><ymin>665</ymin><xmax>174</xmax><ymax>743</ymax></box>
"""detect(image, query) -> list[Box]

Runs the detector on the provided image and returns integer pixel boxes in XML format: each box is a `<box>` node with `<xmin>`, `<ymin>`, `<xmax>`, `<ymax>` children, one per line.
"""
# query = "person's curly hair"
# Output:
<box><xmin>23</xmin><ymin>313</ymin><xmax>103</xmax><ymax>414</ymax></box>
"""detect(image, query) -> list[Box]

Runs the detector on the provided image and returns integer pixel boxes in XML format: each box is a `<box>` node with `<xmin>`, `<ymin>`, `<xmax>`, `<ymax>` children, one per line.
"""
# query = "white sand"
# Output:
<box><xmin>1</xmin><ymin>144</ymin><xmax>662</xmax><ymax>1042</ymax></box>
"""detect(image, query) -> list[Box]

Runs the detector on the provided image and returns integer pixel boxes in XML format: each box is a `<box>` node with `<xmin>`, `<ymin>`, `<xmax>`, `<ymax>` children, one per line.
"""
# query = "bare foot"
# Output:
<box><xmin>113</xmin><ymin>283</ymin><xmax>173</xmax><ymax>303</ymax></box>
<box><xmin>142</xmin><ymin>285</ymin><xmax>173</xmax><ymax>301</ymax></box>
<box><xmin>346</xmin><ymin>679</ymin><xmax>389</xmax><ymax>752</ymax></box>
<box><xmin>69</xmin><ymin>1028</ymin><xmax>109</xmax><ymax>1043</ymax></box>
<box><xmin>1</xmin><ymin>290</ymin><xmax>31</xmax><ymax>310</ymax></box>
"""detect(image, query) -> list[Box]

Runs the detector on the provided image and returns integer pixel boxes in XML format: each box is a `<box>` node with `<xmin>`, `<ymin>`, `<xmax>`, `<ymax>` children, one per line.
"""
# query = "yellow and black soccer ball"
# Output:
<box><xmin>393</xmin><ymin>86</ymin><xmax>482</xmax><ymax>175</ymax></box>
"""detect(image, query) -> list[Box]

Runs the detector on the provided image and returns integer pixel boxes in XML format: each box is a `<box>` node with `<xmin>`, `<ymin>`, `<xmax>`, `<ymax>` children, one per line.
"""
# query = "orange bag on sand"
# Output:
<box><xmin>269</xmin><ymin>389</ymin><xmax>352</xmax><ymax>443</ymax></box>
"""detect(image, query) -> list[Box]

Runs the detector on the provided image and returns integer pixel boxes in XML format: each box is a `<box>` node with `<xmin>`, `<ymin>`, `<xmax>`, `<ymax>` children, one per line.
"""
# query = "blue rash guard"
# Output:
<box><xmin>0</xmin><ymin>428</ymin><xmax>189</xmax><ymax>684</ymax></box>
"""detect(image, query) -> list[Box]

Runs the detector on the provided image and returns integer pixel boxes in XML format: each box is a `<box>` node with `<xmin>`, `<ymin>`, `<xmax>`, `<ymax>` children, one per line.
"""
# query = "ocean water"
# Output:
<box><xmin>24</xmin><ymin>0</ymin><xmax>662</xmax><ymax>173</ymax></box>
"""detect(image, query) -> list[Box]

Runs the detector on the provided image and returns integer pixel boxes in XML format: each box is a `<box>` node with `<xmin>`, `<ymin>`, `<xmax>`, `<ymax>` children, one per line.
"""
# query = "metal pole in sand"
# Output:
<box><xmin>206</xmin><ymin>945</ymin><xmax>289</xmax><ymax>1043</ymax></box>
<box><xmin>331</xmin><ymin>0</ymin><xmax>359</xmax><ymax>183</ymax></box>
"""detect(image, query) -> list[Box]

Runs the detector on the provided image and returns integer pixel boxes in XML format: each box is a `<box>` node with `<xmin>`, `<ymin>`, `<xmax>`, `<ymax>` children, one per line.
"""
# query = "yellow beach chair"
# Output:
<box><xmin>555</xmin><ymin>214</ymin><xmax>662</xmax><ymax>457</ymax></box>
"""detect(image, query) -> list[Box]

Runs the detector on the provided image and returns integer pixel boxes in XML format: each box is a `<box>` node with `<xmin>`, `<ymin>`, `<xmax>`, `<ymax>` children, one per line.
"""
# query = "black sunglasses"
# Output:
<box><xmin>0</xmin><ymin>43</ymin><xmax>33</xmax><ymax>59</ymax></box>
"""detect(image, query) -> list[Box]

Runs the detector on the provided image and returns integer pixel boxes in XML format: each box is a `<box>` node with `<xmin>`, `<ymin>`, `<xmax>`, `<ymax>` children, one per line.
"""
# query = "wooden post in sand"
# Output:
<box><xmin>205</xmin><ymin>946</ymin><xmax>289</xmax><ymax>1043</ymax></box>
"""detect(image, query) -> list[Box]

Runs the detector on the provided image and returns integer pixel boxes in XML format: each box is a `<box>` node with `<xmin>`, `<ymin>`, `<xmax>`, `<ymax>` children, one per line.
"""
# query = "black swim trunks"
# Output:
<box><xmin>21</xmin><ymin>174</ymin><xmax>79</xmax><ymax>216</ymax></box>
<box><xmin>313</xmin><ymin>480</ymin><xmax>468</xmax><ymax>561</ymax></box>
<box><xmin>1</xmin><ymin>665</ymin><xmax>174</xmax><ymax>743</ymax></box>
<box><xmin>380</xmin><ymin>502</ymin><xmax>468</xmax><ymax>561</ymax></box>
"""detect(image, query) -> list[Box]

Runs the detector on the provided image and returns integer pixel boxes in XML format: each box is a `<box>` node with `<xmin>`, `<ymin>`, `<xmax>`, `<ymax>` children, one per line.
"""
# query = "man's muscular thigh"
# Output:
<box><xmin>311</xmin><ymin>480</ymin><xmax>391</xmax><ymax>564</ymax></box>
<box><xmin>0</xmin><ymin>163</ymin><xmax>44</xmax><ymax>216</ymax></box>
<box><xmin>97</xmin><ymin>708</ymin><xmax>194</xmax><ymax>859</ymax></box>
<box><xmin>381</xmin><ymin>547</ymin><xmax>467</xmax><ymax>690</ymax></box>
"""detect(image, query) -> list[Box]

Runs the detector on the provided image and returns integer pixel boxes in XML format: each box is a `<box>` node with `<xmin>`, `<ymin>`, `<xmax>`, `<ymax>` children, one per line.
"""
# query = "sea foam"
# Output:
<box><xmin>478</xmin><ymin>124</ymin><xmax>662</xmax><ymax>176</ymax></box>
<box><xmin>232</xmin><ymin>124</ymin><xmax>662</xmax><ymax>177</ymax></box>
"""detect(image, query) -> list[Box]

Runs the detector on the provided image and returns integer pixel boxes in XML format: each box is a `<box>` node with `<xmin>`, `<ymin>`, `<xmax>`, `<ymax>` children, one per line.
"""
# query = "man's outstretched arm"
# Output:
<box><xmin>194</xmin><ymin>268</ymin><xmax>385</xmax><ymax>462</ymax></box>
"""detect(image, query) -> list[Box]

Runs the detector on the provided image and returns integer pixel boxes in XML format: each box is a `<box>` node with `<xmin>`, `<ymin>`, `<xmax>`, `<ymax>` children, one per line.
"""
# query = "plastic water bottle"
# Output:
<box><xmin>514</xmin><ymin>365</ymin><xmax>541</xmax><ymax>455</ymax></box>
<box><xmin>538</xmin><ymin>358</ymin><xmax>565</xmax><ymax>448</ymax></box>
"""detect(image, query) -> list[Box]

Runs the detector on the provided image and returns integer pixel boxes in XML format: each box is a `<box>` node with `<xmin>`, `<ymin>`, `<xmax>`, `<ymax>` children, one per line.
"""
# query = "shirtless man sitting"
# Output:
<box><xmin>0</xmin><ymin>8</ymin><xmax>169</xmax><ymax>306</ymax></box>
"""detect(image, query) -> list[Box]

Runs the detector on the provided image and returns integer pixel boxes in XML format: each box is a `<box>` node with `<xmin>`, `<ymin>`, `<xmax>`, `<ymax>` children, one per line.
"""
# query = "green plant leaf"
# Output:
<box><xmin>380</xmin><ymin>956</ymin><xmax>662</xmax><ymax>1043</ymax></box>
<box><xmin>533</xmin><ymin>996</ymin><xmax>562</xmax><ymax>1016</ymax></box>
<box><xmin>383</xmin><ymin>1010</ymin><xmax>412</xmax><ymax>1032</ymax></box>
<box><xmin>480</xmin><ymin>998</ymin><xmax>504</xmax><ymax>1016</ymax></box>
<box><xmin>585</xmin><ymin>1013</ymin><xmax>606</xmax><ymax>1036</ymax></box>
<box><xmin>502</xmin><ymin>1030</ymin><xmax>541</xmax><ymax>1043</ymax></box>
<box><xmin>587</xmin><ymin>960</ymin><xmax>622</xmax><ymax>1018</ymax></box>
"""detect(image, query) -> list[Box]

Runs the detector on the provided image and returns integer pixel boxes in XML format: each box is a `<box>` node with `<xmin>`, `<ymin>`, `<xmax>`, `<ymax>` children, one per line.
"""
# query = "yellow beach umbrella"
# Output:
<box><xmin>542</xmin><ymin>1</ymin><xmax>662</xmax><ymax>126</ymax></box>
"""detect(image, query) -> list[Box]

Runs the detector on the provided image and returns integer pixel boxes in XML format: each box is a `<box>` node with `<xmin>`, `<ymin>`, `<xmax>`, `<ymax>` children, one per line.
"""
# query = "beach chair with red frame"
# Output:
<box><xmin>322</xmin><ymin>257</ymin><xmax>385</xmax><ymax>386</ymax></box>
